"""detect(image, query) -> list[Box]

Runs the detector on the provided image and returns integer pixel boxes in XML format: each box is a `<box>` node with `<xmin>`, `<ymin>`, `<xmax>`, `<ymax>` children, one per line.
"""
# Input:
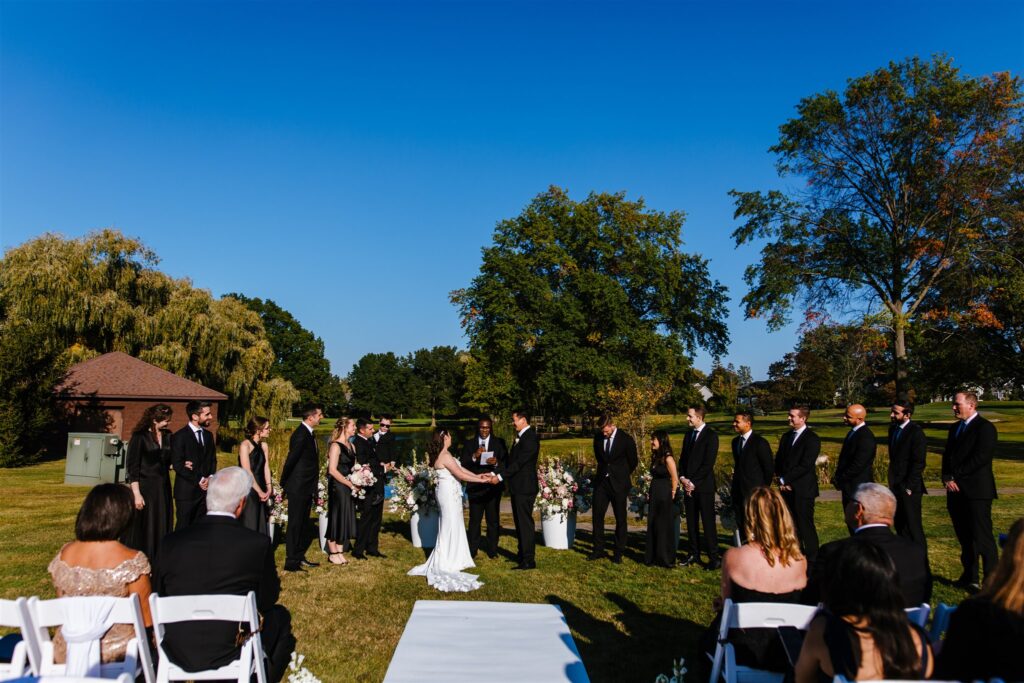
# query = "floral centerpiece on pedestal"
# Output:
<box><xmin>629</xmin><ymin>471</ymin><xmax>653</xmax><ymax>519</ymax></box>
<box><xmin>269</xmin><ymin>492</ymin><xmax>288</xmax><ymax>527</ymax></box>
<box><xmin>535</xmin><ymin>458</ymin><xmax>584</xmax><ymax>522</ymax></box>
<box><xmin>315</xmin><ymin>468</ymin><xmax>328</xmax><ymax>517</ymax></box>
<box><xmin>388</xmin><ymin>449</ymin><xmax>439</xmax><ymax>519</ymax></box>
<box><xmin>715</xmin><ymin>483</ymin><xmax>737</xmax><ymax>532</ymax></box>
<box><xmin>348</xmin><ymin>463</ymin><xmax>377</xmax><ymax>500</ymax></box>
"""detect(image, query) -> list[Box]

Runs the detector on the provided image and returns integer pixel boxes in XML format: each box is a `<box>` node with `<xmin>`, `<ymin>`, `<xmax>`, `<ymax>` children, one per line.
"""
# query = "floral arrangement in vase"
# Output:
<box><xmin>314</xmin><ymin>467</ymin><xmax>328</xmax><ymax>517</ymax></box>
<box><xmin>269</xmin><ymin>492</ymin><xmax>288</xmax><ymax>527</ymax></box>
<box><xmin>387</xmin><ymin>449</ymin><xmax>439</xmax><ymax>518</ymax></box>
<box><xmin>629</xmin><ymin>471</ymin><xmax>653</xmax><ymax>519</ymax></box>
<box><xmin>535</xmin><ymin>458</ymin><xmax>586</xmax><ymax>521</ymax></box>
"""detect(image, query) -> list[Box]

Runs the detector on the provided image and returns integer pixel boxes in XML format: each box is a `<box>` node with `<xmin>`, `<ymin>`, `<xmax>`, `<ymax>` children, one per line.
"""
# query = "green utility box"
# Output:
<box><xmin>65</xmin><ymin>433</ymin><xmax>126</xmax><ymax>485</ymax></box>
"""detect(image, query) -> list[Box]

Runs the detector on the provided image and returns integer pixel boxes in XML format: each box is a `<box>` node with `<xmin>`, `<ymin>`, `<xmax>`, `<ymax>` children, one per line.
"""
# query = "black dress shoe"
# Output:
<box><xmin>512</xmin><ymin>562</ymin><xmax>536</xmax><ymax>570</ymax></box>
<box><xmin>351</xmin><ymin>552</ymin><xmax>367</xmax><ymax>560</ymax></box>
<box><xmin>300</xmin><ymin>558</ymin><xmax>320</xmax><ymax>568</ymax></box>
<box><xmin>367</xmin><ymin>551</ymin><xmax>387</xmax><ymax>558</ymax></box>
<box><xmin>487</xmin><ymin>552</ymin><xmax>498</xmax><ymax>560</ymax></box>
<box><xmin>678</xmin><ymin>555</ymin><xmax>699</xmax><ymax>567</ymax></box>
<box><xmin>706</xmin><ymin>558</ymin><xmax>722</xmax><ymax>571</ymax></box>
<box><xmin>611</xmin><ymin>555</ymin><xmax>622</xmax><ymax>564</ymax></box>
<box><xmin>283</xmin><ymin>565</ymin><xmax>306</xmax><ymax>573</ymax></box>
<box><xmin>586</xmin><ymin>553</ymin><xmax>604</xmax><ymax>561</ymax></box>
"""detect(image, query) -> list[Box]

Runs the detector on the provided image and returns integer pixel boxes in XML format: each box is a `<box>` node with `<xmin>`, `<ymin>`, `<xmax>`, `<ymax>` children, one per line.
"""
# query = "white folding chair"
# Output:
<box><xmin>904</xmin><ymin>603</ymin><xmax>930</xmax><ymax>628</ymax></box>
<box><xmin>27</xmin><ymin>593</ymin><xmax>154</xmax><ymax>683</ymax></box>
<box><xmin>4</xmin><ymin>676</ymin><xmax>135</xmax><ymax>683</ymax></box>
<box><xmin>928</xmin><ymin>603</ymin><xmax>956</xmax><ymax>654</ymax></box>
<box><xmin>0</xmin><ymin>597</ymin><xmax>37</xmax><ymax>678</ymax></box>
<box><xmin>149</xmin><ymin>591</ymin><xmax>267</xmax><ymax>683</ymax></box>
<box><xmin>709</xmin><ymin>599</ymin><xmax>818</xmax><ymax>683</ymax></box>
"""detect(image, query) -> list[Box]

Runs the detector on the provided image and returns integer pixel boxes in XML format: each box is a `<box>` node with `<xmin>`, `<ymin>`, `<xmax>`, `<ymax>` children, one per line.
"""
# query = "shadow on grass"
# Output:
<box><xmin>548</xmin><ymin>591</ymin><xmax>706</xmax><ymax>683</ymax></box>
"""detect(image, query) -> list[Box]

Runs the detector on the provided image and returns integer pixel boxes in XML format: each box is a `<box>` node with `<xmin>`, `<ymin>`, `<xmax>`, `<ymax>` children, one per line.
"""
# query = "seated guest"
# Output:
<box><xmin>935</xmin><ymin>517</ymin><xmax>1024</xmax><ymax>682</ymax></box>
<box><xmin>701</xmin><ymin>487</ymin><xmax>808</xmax><ymax>676</ymax></box>
<box><xmin>805</xmin><ymin>482</ymin><xmax>931</xmax><ymax>607</ymax></box>
<box><xmin>156</xmin><ymin>467</ymin><xmax>296</xmax><ymax>683</ymax></box>
<box><xmin>48</xmin><ymin>483</ymin><xmax>153</xmax><ymax>665</ymax></box>
<box><xmin>795</xmin><ymin>541</ymin><xmax>932</xmax><ymax>682</ymax></box>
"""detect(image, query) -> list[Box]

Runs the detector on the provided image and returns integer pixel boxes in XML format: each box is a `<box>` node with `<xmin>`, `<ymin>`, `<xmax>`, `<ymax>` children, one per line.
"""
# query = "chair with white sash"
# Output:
<box><xmin>709</xmin><ymin>599</ymin><xmax>818</xmax><ymax>683</ymax></box>
<box><xmin>149</xmin><ymin>591</ymin><xmax>266</xmax><ymax>683</ymax></box>
<box><xmin>0</xmin><ymin>597</ymin><xmax>37</xmax><ymax>678</ymax></box>
<box><xmin>26</xmin><ymin>594</ymin><xmax>153</xmax><ymax>683</ymax></box>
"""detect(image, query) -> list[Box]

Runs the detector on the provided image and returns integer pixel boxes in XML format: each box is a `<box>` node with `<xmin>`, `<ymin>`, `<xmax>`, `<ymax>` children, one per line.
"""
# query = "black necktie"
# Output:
<box><xmin>734</xmin><ymin>437</ymin><xmax>741</xmax><ymax>457</ymax></box>
<box><xmin>892</xmin><ymin>428</ymin><xmax>902</xmax><ymax>446</ymax></box>
<box><xmin>955</xmin><ymin>421</ymin><xmax>966</xmax><ymax>439</ymax></box>
<box><xmin>195</xmin><ymin>430</ymin><xmax>203</xmax><ymax>447</ymax></box>
<box><xmin>605</xmin><ymin>437</ymin><xmax>611</xmax><ymax>454</ymax></box>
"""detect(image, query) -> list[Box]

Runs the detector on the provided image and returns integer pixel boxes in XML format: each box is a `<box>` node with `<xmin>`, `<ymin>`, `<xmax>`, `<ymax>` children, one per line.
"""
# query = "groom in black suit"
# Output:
<box><xmin>460</xmin><ymin>416</ymin><xmax>507</xmax><ymax>559</ymax></box>
<box><xmin>496</xmin><ymin>409</ymin><xmax>539</xmax><ymax>570</ymax></box>
<box><xmin>775</xmin><ymin>405</ymin><xmax>821</xmax><ymax>561</ymax></box>
<box><xmin>156</xmin><ymin>466</ymin><xmax>295</xmax><ymax>682</ymax></box>
<box><xmin>279</xmin><ymin>403</ymin><xmax>323</xmax><ymax>571</ymax></box>
<box><xmin>171</xmin><ymin>400</ymin><xmax>217</xmax><ymax>530</ymax></box>
<box><xmin>588</xmin><ymin>415</ymin><xmax>638</xmax><ymax>563</ymax></box>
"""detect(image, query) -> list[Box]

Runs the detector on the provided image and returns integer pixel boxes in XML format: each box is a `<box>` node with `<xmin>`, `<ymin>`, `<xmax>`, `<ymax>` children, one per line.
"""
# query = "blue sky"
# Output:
<box><xmin>2</xmin><ymin>1</ymin><xmax>1022</xmax><ymax>380</ymax></box>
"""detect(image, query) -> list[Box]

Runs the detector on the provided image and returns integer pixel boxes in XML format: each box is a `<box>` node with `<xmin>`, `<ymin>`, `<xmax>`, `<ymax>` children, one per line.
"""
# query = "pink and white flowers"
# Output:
<box><xmin>348</xmin><ymin>463</ymin><xmax>378</xmax><ymax>500</ymax></box>
<box><xmin>535</xmin><ymin>458</ymin><xmax>591</xmax><ymax>521</ymax></box>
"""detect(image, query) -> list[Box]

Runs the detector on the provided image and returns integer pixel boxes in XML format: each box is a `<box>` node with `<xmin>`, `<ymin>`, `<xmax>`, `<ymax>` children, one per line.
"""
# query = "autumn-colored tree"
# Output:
<box><xmin>596</xmin><ymin>375</ymin><xmax>672</xmax><ymax>461</ymax></box>
<box><xmin>731</xmin><ymin>56</ymin><xmax>1024</xmax><ymax>392</ymax></box>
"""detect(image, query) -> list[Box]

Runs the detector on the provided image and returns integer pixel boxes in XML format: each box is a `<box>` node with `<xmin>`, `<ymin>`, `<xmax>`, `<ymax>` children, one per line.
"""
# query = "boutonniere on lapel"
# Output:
<box><xmin>514</xmin><ymin>436</ymin><xmax>520</xmax><ymax>445</ymax></box>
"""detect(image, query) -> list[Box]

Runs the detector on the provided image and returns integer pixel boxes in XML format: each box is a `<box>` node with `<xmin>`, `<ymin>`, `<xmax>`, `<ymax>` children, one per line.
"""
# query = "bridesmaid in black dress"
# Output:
<box><xmin>325</xmin><ymin>417</ymin><xmax>358</xmax><ymax>565</ymax></box>
<box><xmin>126</xmin><ymin>403</ymin><xmax>174</xmax><ymax>565</ymax></box>
<box><xmin>238</xmin><ymin>416</ymin><xmax>273</xmax><ymax>535</ymax></box>
<box><xmin>645</xmin><ymin>429</ymin><xmax>679</xmax><ymax>568</ymax></box>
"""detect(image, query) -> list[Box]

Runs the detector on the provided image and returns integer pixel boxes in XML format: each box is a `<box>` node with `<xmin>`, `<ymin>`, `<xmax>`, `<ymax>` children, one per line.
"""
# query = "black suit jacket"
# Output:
<box><xmin>170</xmin><ymin>425</ymin><xmax>217</xmax><ymax>501</ymax></box>
<box><xmin>460</xmin><ymin>434</ymin><xmax>507</xmax><ymax>501</ymax></box>
<box><xmin>354</xmin><ymin>434</ymin><xmax>385</xmax><ymax>500</ymax></box>
<box><xmin>155</xmin><ymin>515</ymin><xmax>280</xmax><ymax>673</ymax></box>
<box><xmin>775</xmin><ymin>428</ymin><xmax>821</xmax><ymax>498</ymax></box>
<box><xmin>730</xmin><ymin>432</ymin><xmax>774</xmax><ymax>503</ymax></box>
<box><xmin>806</xmin><ymin>526</ymin><xmax>932</xmax><ymax>607</ymax></box>
<box><xmin>592</xmin><ymin>428</ymin><xmax>638</xmax><ymax>497</ymax></box>
<box><xmin>373</xmin><ymin>430</ymin><xmax>398</xmax><ymax>466</ymax></box>
<box><xmin>941</xmin><ymin>415</ymin><xmax>998</xmax><ymax>499</ymax></box>
<box><xmin>280</xmin><ymin>424</ymin><xmax>319</xmax><ymax>497</ymax></box>
<box><xmin>888</xmin><ymin>421</ymin><xmax>927</xmax><ymax>493</ymax></box>
<box><xmin>680</xmin><ymin>426</ymin><xmax>718</xmax><ymax>494</ymax></box>
<box><xmin>832</xmin><ymin>425</ymin><xmax>877</xmax><ymax>497</ymax></box>
<box><xmin>497</xmin><ymin>426</ymin><xmax>539</xmax><ymax>496</ymax></box>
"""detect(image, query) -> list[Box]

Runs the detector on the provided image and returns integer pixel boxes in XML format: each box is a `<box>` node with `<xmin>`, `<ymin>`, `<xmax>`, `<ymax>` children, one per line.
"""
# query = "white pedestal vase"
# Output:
<box><xmin>541</xmin><ymin>510</ymin><xmax>576</xmax><ymax>549</ymax></box>
<box><xmin>410</xmin><ymin>508</ymin><xmax>440</xmax><ymax>548</ymax></box>
<box><xmin>268</xmin><ymin>521</ymin><xmax>276</xmax><ymax>543</ymax></box>
<box><xmin>318</xmin><ymin>513</ymin><xmax>329</xmax><ymax>552</ymax></box>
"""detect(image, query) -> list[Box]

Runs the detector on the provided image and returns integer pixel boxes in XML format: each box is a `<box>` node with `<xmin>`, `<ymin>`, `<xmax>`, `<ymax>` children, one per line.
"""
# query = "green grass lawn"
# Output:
<box><xmin>2</xmin><ymin>404</ymin><xmax>1023</xmax><ymax>682</ymax></box>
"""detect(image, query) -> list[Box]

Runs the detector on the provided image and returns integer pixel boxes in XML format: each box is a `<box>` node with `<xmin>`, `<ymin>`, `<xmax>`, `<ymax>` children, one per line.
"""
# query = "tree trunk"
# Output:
<box><xmin>893</xmin><ymin>316</ymin><xmax>908</xmax><ymax>397</ymax></box>
<box><xmin>430</xmin><ymin>404</ymin><xmax>436</xmax><ymax>428</ymax></box>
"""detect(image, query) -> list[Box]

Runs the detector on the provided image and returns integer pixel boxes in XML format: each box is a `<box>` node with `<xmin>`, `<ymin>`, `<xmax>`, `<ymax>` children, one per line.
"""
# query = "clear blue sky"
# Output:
<box><xmin>2</xmin><ymin>1</ymin><xmax>1022</xmax><ymax>380</ymax></box>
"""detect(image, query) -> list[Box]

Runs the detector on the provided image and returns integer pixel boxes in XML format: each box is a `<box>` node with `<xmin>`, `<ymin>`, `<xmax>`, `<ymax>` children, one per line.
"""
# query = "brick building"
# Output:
<box><xmin>55</xmin><ymin>351</ymin><xmax>228</xmax><ymax>441</ymax></box>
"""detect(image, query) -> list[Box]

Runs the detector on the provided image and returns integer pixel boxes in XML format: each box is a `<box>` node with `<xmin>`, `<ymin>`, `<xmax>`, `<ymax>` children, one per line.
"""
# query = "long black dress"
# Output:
<box><xmin>126</xmin><ymin>429</ymin><xmax>173</xmax><ymax>565</ymax></box>
<box><xmin>239</xmin><ymin>438</ymin><xmax>270</xmax><ymax>535</ymax></box>
<box><xmin>326</xmin><ymin>440</ymin><xmax>357</xmax><ymax>550</ymax></box>
<box><xmin>645</xmin><ymin>455</ymin><xmax>676</xmax><ymax>567</ymax></box>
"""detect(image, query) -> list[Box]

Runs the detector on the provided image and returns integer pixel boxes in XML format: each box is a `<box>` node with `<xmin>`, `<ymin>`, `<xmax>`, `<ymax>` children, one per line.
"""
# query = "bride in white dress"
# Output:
<box><xmin>408</xmin><ymin>429</ymin><xmax>498</xmax><ymax>592</ymax></box>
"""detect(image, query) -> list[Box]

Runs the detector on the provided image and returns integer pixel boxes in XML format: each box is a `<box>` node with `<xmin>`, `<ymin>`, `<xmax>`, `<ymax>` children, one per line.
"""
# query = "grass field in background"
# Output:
<box><xmin>2</xmin><ymin>403</ymin><xmax>1022</xmax><ymax>681</ymax></box>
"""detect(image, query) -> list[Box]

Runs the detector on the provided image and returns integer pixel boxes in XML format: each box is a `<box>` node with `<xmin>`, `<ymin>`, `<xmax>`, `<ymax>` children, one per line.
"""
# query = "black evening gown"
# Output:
<box><xmin>645</xmin><ymin>456</ymin><xmax>677</xmax><ymax>567</ymax></box>
<box><xmin>126</xmin><ymin>429</ymin><xmax>173</xmax><ymax>566</ymax></box>
<box><xmin>326</xmin><ymin>441</ymin><xmax>357</xmax><ymax>550</ymax></box>
<box><xmin>239</xmin><ymin>438</ymin><xmax>270</xmax><ymax>535</ymax></box>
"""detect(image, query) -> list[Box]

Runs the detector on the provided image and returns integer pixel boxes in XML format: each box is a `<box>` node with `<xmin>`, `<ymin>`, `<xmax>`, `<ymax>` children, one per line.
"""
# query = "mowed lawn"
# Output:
<box><xmin>2</xmin><ymin>404</ymin><xmax>1023</xmax><ymax>682</ymax></box>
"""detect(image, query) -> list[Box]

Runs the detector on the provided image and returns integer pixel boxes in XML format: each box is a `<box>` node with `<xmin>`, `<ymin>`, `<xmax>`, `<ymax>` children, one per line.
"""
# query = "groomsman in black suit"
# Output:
<box><xmin>679</xmin><ymin>405</ymin><xmax>720</xmax><ymax>569</ymax></box>
<box><xmin>888</xmin><ymin>400</ymin><xmax>928</xmax><ymax>547</ymax></box>
<box><xmin>373</xmin><ymin>414</ymin><xmax>398</xmax><ymax>469</ymax></box>
<box><xmin>775</xmin><ymin>405</ymin><xmax>821</xmax><ymax>561</ymax></box>
<box><xmin>156</xmin><ymin>467</ymin><xmax>295</xmax><ymax>682</ymax></box>
<box><xmin>832</xmin><ymin>404</ymin><xmax>877</xmax><ymax>508</ymax></box>
<box><xmin>942</xmin><ymin>391</ymin><xmax>999</xmax><ymax>589</ymax></box>
<box><xmin>588</xmin><ymin>415</ymin><xmax>638</xmax><ymax>563</ymax></box>
<box><xmin>460</xmin><ymin>416</ymin><xmax>507</xmax><ymax>559</ymax></box>
<box><xmin>495</xmin><ymin>409</ymin><xmax>539</xmax><ymax>570</ymax></box>
<box><xmin>279</xmin><ymin>403</ymin><xmax>323</xmax><ymax>571</ymax></box>
<box><xmin>171</xmin><ymin>400</ymin><xmax>217</xmax><ymax>530</ymax></box>
<box><xmin>353</xmin><ymin>417</ymin><xmax>393</xmax><ymax>559</ymax></box>
<box><xmin>729</xmin><ymin>411</ymin><xmax>774</xmax><ymax>543</ymax></box>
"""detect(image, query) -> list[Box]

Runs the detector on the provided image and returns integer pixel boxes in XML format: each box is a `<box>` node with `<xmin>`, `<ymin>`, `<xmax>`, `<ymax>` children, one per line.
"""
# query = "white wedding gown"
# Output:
<box><xmin>407</xmin><ymin>466</ymin><xmax>483</xmax><ymax>592</ymax></box>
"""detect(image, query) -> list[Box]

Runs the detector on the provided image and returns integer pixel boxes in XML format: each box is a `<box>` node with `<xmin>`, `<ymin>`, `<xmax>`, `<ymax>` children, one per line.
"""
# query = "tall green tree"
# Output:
<box><xmin>451</xmin><ymin>187</ymin><xmax>730</xmax><ymax>420</ymax></box>
<box><xmin>731</xmin><ymin>56</ymin><xmax>1023</xmax><ymax>392</ymax></box>
<box><xmin>226</xmin><ymin>294</ymin><xmax>346</xmax><ymax>413</ymax></box>
<box><xmin>347</xmin><ymin>352</ymin><xmax>415</xmax><ymax>417</ymax></box>
<box><xmin>408</xmin><ymin>346</ymin><xmax>467</xmax><ymax>426</ymax></box>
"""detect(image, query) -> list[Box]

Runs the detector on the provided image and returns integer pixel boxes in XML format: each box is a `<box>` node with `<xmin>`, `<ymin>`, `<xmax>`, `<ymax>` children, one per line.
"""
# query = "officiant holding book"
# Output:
<box><xmin>460</xmin><ymin>416</ymin><xmax>507</xmax><ymax>559</ymax></box>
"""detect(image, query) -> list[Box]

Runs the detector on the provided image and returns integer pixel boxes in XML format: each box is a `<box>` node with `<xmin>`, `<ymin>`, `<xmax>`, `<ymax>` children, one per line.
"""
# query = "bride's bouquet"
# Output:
<box><xmin>535</xmin><ymin>458</ymin><xmax>586</xmax><ymax>521</ymax></box>
<box><xmin>388</xmin><ymin>449</ymin><xmax>439</xmax><ymax>518</ymax></box>
<box><xmin>348</xmin><ymin>463</ymin><xmax>377</xmax><ymax>500</ymax></box>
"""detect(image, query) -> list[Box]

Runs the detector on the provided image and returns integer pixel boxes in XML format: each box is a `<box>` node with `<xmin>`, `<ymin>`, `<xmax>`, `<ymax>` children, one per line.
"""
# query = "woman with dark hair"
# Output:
<box><xmin>125</xmin><ymin>403</ymin><xmax>173</xmax><ymax>563</ymax></box>
<box><xmin>325</xmin><ymin>417</ymin><xmax>358</xmax><ymax>565</ymax></box>
<box><xmin>408</xmin><ymin>428</ymin><xmax>498</xmax><ymax>592</ymax></box>
<box><xmin>48</xmin><ymin>483</ymin><xmax>153</xmax><ymax>665</ymax></box>
<box><xmin>795</xmin><ymin>540</ymin><xmax>932</xmax><ymax>682</ymax></box>
<box><xmin>645</xmin><ymin>430</ymin><xmax>679</xmax><ymax>567</ymax></box>
<box><xmin>936</xmin><ymin>517</ymin><xmax>1024</xmax><ymax>681</ymax></box>
<box><xmin>238</xmin><ymin>416</ymin><xmax>273</xmax><ymax>534</ymax></box>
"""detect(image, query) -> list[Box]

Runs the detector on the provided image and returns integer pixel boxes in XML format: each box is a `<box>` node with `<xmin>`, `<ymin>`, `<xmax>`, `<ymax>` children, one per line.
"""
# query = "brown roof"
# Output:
<box><xmin>56</xmin><ymin>351</ymin><xmax>227</xmax><ymax>401</ymax></box>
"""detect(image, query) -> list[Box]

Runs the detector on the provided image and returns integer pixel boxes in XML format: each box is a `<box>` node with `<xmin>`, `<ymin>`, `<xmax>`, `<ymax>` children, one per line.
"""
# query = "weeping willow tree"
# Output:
<box><xmin>0</xmin><ymin>229</ymin><xmax>295</xmax><ymax>465</ymax></box>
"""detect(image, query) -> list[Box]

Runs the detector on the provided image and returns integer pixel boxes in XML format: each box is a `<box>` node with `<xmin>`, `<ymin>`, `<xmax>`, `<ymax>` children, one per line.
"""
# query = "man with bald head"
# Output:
<box><xmin>942</xmin><ymin>391</ymin><xmax>999</xmax><ymax>589</ymax></box>
<box><xmin>806</xmin><ymin>482</ymin><xmax>931</xmax><ymax>607</ymax></box>
<box><xmin>831</xmin><ymin>404</ymin><xmax>877</xmax><ymax>509</ymax></box>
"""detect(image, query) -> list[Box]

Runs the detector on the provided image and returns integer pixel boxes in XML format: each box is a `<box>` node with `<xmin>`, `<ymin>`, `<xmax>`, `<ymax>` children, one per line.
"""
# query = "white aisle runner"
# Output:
<box><xmin>383</xmin><ymin>600</ymin><xmax>590</xmax><ymax>683</ymax></box>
